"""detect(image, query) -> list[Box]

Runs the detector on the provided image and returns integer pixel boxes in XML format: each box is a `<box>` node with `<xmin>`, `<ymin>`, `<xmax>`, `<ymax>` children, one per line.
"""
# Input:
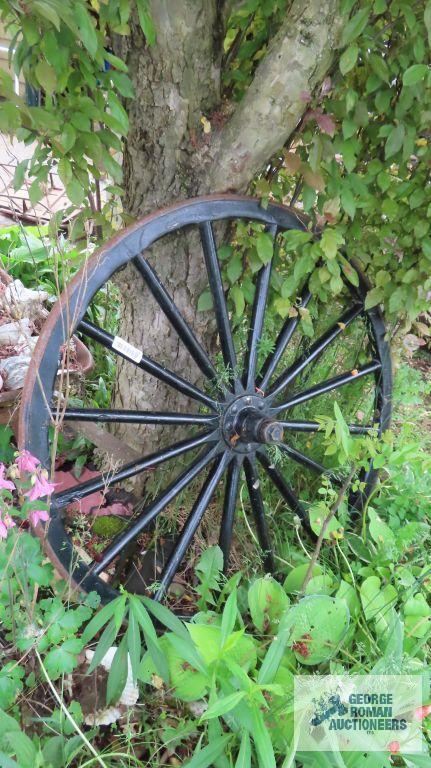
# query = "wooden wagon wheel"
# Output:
<box><xmin>18</xmin><ymin>195</ymin><xmax>392</xmax><ymax>604</ymax></box>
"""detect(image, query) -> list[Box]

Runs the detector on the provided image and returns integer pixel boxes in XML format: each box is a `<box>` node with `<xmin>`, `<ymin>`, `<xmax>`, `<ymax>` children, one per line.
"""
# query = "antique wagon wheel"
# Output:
<box><xmin>19</xmin><ymin>195</ymin><xmax>392</xmax><ymax>604</ymax></box>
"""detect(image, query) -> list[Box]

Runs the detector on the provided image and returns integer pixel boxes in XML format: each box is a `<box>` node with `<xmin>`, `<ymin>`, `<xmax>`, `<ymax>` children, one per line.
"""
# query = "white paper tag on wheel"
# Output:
<box><xmin>112</xmin><ymin>336</ymin><xmax>143</xmax><ymax>364</ymax></box>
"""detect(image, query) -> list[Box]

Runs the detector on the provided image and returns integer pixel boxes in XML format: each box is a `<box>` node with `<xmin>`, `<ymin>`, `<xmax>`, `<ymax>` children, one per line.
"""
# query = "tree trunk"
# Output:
<box><xmin>113</xmin><ymin>0</ymin><xmax>343</xmax><ymax>460</ymax></box>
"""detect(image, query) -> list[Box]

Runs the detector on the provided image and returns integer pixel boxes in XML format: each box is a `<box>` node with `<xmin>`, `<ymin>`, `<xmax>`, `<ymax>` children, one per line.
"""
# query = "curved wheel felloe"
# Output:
<box><xmin>19</xmin><ymin>194</ymin><xmax>392</xmax><ymax>605</ymax></box>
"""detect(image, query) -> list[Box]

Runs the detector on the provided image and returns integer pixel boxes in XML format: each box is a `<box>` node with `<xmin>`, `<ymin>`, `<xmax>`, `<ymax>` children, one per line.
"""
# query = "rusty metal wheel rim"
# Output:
<box><xmin>18</xmin><ymin>194</ymin><xmax>392</xmax><ymax>603</ymax></box>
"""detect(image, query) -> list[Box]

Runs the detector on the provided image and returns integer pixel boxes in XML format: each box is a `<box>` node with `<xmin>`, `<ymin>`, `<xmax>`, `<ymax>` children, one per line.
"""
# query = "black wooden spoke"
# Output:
<box><xmin>257</xmin><ymin>451</ymin><xmax>309</xmax><ymax>529</ymax></box>
<box><xmin>277</xmin><ymin>442</ymin><xmax>341</xmax><ymax>483</ymax></box>
<box><xmin>92</xmin><ymin>444</ymin><xmax>221</xmax><ymax>576</ymax></box>
<box><xmin>154</xmin><ymin>453</ymin><xmax>229</xmax><ymax>601</ymax></box>
<box><xmin>61</xmin><ymin>407</ymin><xmax>218</xmax><ymax>427</ymax></box>
<box><xmin>279</xmin><ymin>419</ymin><xmax>374</xmax><ymax>435</ymax></box>
<box><xmin>200</xmin><ymin>221</ymin><xmax>238</xmax><ymax>390</ymax></box>
<box><xmin>258</xmin><ymin>289</ymin><xmax>312</xmax><ymax>391</ymax></box>
<box><xmin>244</xmin><ymin>456</ymin><xmax>275</xmax><ymax>572</ymax></box>
<box><xmin>273</xmin><ymin>360</ymin><xmax>382</xmax><ymax>413</ymax></box>
<box><xmin>268</xmin><ymin>303</ymin><xmax>364</xmax><ymax>399</ymax></box>
<box><xmin>219</xmin><ymin>458</ymin><xmax>242</xmax><ymax>570</ymax></box>
<box><xmin>243</xmin><ymin>223</ymin><xmax>277</xmax><ymax>389</ymax></box>
<box><xmin>78</xmin><ymin>318</ymin><xmax>217</xmax><ymax>410</ymax></box>
<box><xmin>133</xmin><ymin>254</ymin><xmax>218</xmax><ymax>382</ymax></box>
<box><xmin>54</xmin><ymin>431</ymin><xmax>218</xmax><ymax>509</ymax></box>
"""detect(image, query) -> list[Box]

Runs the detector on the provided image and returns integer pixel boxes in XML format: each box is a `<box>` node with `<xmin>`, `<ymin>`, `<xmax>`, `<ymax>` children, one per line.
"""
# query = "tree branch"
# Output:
<box><xmin>206</xmin><ymin>0</ymin><xmax>344</xmax><ymax>192</ymax></box>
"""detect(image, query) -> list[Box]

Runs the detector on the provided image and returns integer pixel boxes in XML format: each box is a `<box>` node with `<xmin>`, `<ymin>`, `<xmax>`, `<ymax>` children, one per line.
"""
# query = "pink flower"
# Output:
<box><xmin>16</xmin><ymin>450</ymin><xmax>40</xmax><ymax>475</ymax></box>
<box><xmin>29</xmin><ymin>508</ymin><xmax>49</xmax><ymax>527</ymax></box>
<box><xmin>26</xmin><ymin>474</ymin><xmax>55</xmax><ymax>501</ymax></box>
<box><xmin>0</xmin><ymin>464</ymin><xmax>15</xmax><ymax>492</ymax></box>
<box><xmin>414</xmin><ymin>705</ymin><xmax>431</xmax><ymax>721</ymax></box>
<box><xmin>0</xmin><ymin>512</ymin><xmax>15</xmax><ymax>539</ymax></box>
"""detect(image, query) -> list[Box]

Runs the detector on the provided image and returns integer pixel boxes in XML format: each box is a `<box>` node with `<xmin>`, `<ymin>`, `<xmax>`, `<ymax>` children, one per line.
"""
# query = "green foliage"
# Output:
<box><xmin>0</xmin><ymin>0</ymin><xmax>154</xmax><ymax>233</ymax></box>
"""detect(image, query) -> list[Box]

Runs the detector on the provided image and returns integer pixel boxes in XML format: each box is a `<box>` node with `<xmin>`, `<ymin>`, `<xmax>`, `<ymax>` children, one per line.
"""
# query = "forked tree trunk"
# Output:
<box><xmin>113</xmin><ymin>0</ymin><xmax>343</xmax><ymax>459</ymax></box>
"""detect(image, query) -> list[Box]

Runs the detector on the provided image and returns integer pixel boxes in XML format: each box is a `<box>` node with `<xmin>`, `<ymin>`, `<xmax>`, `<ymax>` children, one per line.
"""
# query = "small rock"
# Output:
<box><xmin>0</xmin><ymin>353</ymin><xmax>32</xmax><ymax>390</ymax></box>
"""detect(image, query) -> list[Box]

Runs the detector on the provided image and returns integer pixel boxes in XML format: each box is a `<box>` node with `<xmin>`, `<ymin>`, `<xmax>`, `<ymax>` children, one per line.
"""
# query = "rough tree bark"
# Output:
<box><xmin>112</xmin><ymin>0</ymin><xmax>343</xmax><ymax>458</ymax></box>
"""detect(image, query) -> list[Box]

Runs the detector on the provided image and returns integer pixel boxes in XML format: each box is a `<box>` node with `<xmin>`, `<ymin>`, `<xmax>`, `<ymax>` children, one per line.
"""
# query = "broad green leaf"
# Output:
<box><xmin>231</xmin><ymin>285</ymin><xmax>245</xmax><ymax>316</ymax></box>
<box><xmin>197</xmin><ymin>290</ymin><xmax>213</xmax><ymax>311</ymax></box>
<box><xmin>360</xmin><ymin>576</ymin><xmax>397</xmax><ymax>636</ymax></box>
<box><xmin>183</xmin><ymin>736</ymin><xmax>231</xmax><ymax>768</ymax></box>
<box><xmin>106</xmin><ymin>635</ymin><xmax>129</xmax><ymax>705</ymax></box>
<box><xmin>339</xmin><ymin>44</ymin><xmax>358</xmax><ymax>75</ymax></box>
<box><xmin>200</xmin><ymin>691</ymin><xmax>246</xmax><ymax>721</ymax></box>
<box><xmin>368</xmin><ymin>508</ymin><xmax>395</xmax><ymax>549</ymax></box>
<box><xmin>248</xmin><ymin>576</ymin><xmax>289</xmax><ymax>632</ymax></box>
<box><xmin>73</xmin><ymin>3</ymin><xmax>98</xmax><ymax>57</ymax></box>
<box><xmin>284</xmin><ymin>563</ymin><xmax>323</xmax><ymax>594</ymax></box>
<box><xmin>403</xmin><ymin>64</ymin><xmax>428</xmax><ymax>86</ymax></box>
<box><xmin>289</xmin><ymin>595</ymin><xmax>350</xmax><ymax>665</ymax></box>
<box><xmin>364</xmin><ymin>286</ymin><xmax>384</xmax><ymax>310</ymax></box>
<box><xmin>340</xmin><ymin>8</ymin><xmax>370</xmax><ymax>46</ymax></box>
<box><xmin>256</xmin><ymin>231</ymin><xmax>273</xmax><ymax>264</ymax></box>
<box><xmin>281</xmin><ymin>229</ymin><xmax>312</xmax><ymax>252</ymax></box>
<box><xmin>385</xmin><ymin>123</ymin><xmax>405</xmax><ymax>159</ymax></box>
<box><xmin>33</xmin><ymin>0</ymin><xmax>60</xmax><ymax>29</ymax></box>
<box><xmin>320</xmin><ymin>228</ymin><xmax>345</xmax><ymax>259</ymax></box>
<box><xmin>66</xmin><ymin>176</ymin><xmax>86</xmax><ymax>206</ymax></box>
<box><xmin>5</xmin><ymin>731</ymin><xmax>37</xmax><ymax>768</ymax></box>
<box><xmin>227</xmin><ymin>253</ymin><xmax>243</xmax><ymax>283</ymax></box>
<box><xmin>12</xmin><ymin>160</ymin><xmax>27</xmax><ymax>191</ymax></box>
<box><xmin>35</xmin><ymin>61</ymin><xmax>57</xmax><ymax>94</ymax></box>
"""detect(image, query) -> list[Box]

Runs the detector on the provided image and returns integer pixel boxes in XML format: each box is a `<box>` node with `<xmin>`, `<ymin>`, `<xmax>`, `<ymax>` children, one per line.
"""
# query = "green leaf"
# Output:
<box><xmin>235</xmin><ymin>731</ymin><xmax>251</xmax><ymax>768</ymax></box>
<box><xmin>320</xmin><ymin>228</ymin><xmax>345</xmax><ymax>259</ymax></box>
<box><xmin>231</xmin><ymin>285</ymin><xmax>245</xmax><ymax>316</ymax></box>
<box><xmin>87</xmin><ymin>618</ymin><xmax>118</xmax><ymax>673</ymax></box>
<box><xmin>220</xmin><ymin>589</ymin><xmax>238</xmax><ymax>647</ymax></box>
<box><xmin>384</xmin><ymin>123</ymin><xmax>405</xmax><ymax>159</ymax></box>
<box><xmin>104</xmin><ymin>51</ymin><xmax>129</xmax><ymax>73</ymax></box>
<box><xmin>340</xmin><ymin>8</ymin><xmax>370</xmax><ymax>46</ymax></box>
<box><xmin>248</xmin><ymin>576</ymin><xmax>289</xmax><ymax>632</ymax></box>
<box><xmin>258</xmin><ymin>608</ymin><xmax>296</xmax><ymax>684</ymax></box>
<box><xmin>106</xmin><ymin>636</ymin><xmax>129</xmax><ymax>705</ymax></box>
<box><xmin>227</xmin><ymin>253</ymin><xmax>243</xmax><ymax>283</ymax></box>
<box><xmin>44</xmin><ymin>638</ymin><xmax>82</xmax><ymax>679</ymax></box>
<box><xmin>364</xmin><ymin>286</ymin><xmax>384</xmax><ymax>310</ymax></box>
<box><xmin>5</xmin><ymin>731</ymin><xmax>37</xmax><ymax>768</ymax></box>
<box><xmin>58</xmin><ymin>124</ymin><xmax>76</xmax><ymax>153</ymax></box>
<box><xmin>256</xmin><ymin>231</ymin><xmax>273</xmax><ymax>264</ymax></box>
<box><xmin>340</xmin><ymin>187</ymin><xmax>356</xmax><ymax>218</ymax></box>
<box><xmin>33</xmin><ymin>1</ymin><xmax>60</xmax><ymax>29</ymax></box>
<box><xmin>81</xmin><ymin>597</ymin><xmax>119</xmax><ymax>644</ymax></box>
<box><xmin>141</xmin><ymin>595</ymin><xmax>189</xmax><ymax>640</ymax></box>
<box><xmin>369</xmin><ymin>53</ymin><xmax>389</xmax><ymax>82</ymax></box>
<box><xmin>129</xmin><ymin>596</ymin><xmax>158</xmax><ymax>645</ymax></box>
<box><xmin>339</xmin><ymin>44</ymin><xmax>359</xmax><ymax>75</ymax></box>
<box><xmin>35</xmin><ymin>61</ymin><xmax>57</xmax><ymax>94</ymax></box>
<box><xmin>289</xmin><ymin>595</ymin><xmax>350</xmax><ymax>665</ymax></box>
<box><xmin>109</xmin><ymin>71</ymin><xmax>135</xmax><ymax>99</ymax></box>
<box><xmin>73</xmin><ymin>3</ymin><xmax>98</xmax><ymax>57</ymax></box>
<box><xmin>425</xmin><ymin>2</ymin><xmax>431</xmax><ymax>46</ymax></box>
<box><xmin>403</xmin><ymin>64</ymin><xmax>428</xmax><ymax>86</ymax></box>
<box><xmin>197</xmin><ymin>290</ymin><xmax>213</xmax><ymax>311</ymax></box>
<box><xmin>136</xmin><ymin>0</ymin><xmax>156</xmax><ymax>45</ymax></box>
<box><xmin>127</xmin><ymin>605</ymin><xmax>141</xmax><ymax>684</ymax></box>
<box><xmin>251</xmin><ymin>706</ymin><xmax>276</xmax><ymax>768</ymax></box>
<box><xmin>281</xmin><ymin>229</ymin><xmax>312</xmax><ymax>252</ymax></box>
<box><xmin>200</xmin><ymin>691</ymin><xmax>246</xmax><ymax>722</ymax></box>
<box><xmin>284</xmin><ymin>563</ymin><xmax>323</xmax><ymax>594</ymax></box>
<box><xmin>66</xmin><ymin>176</ymin><xmax>86</xmax><ymax>206</ymax></box>
<box><xmin>183</xmin><ymin>735</ymin><xmax>231</xmax><ymax>768</ymax></box>
<box><xmin>12</xmin><ymin>160</ymin><xmax>27</xmax><ymax>191</ymax></box>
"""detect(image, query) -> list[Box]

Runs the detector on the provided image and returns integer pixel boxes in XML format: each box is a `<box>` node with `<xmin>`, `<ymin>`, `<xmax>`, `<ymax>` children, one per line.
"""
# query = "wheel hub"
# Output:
<box><xmin>221</xmin><ymin>394</ymin><xmax>284</xmax><ymax>453</ymax></box>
